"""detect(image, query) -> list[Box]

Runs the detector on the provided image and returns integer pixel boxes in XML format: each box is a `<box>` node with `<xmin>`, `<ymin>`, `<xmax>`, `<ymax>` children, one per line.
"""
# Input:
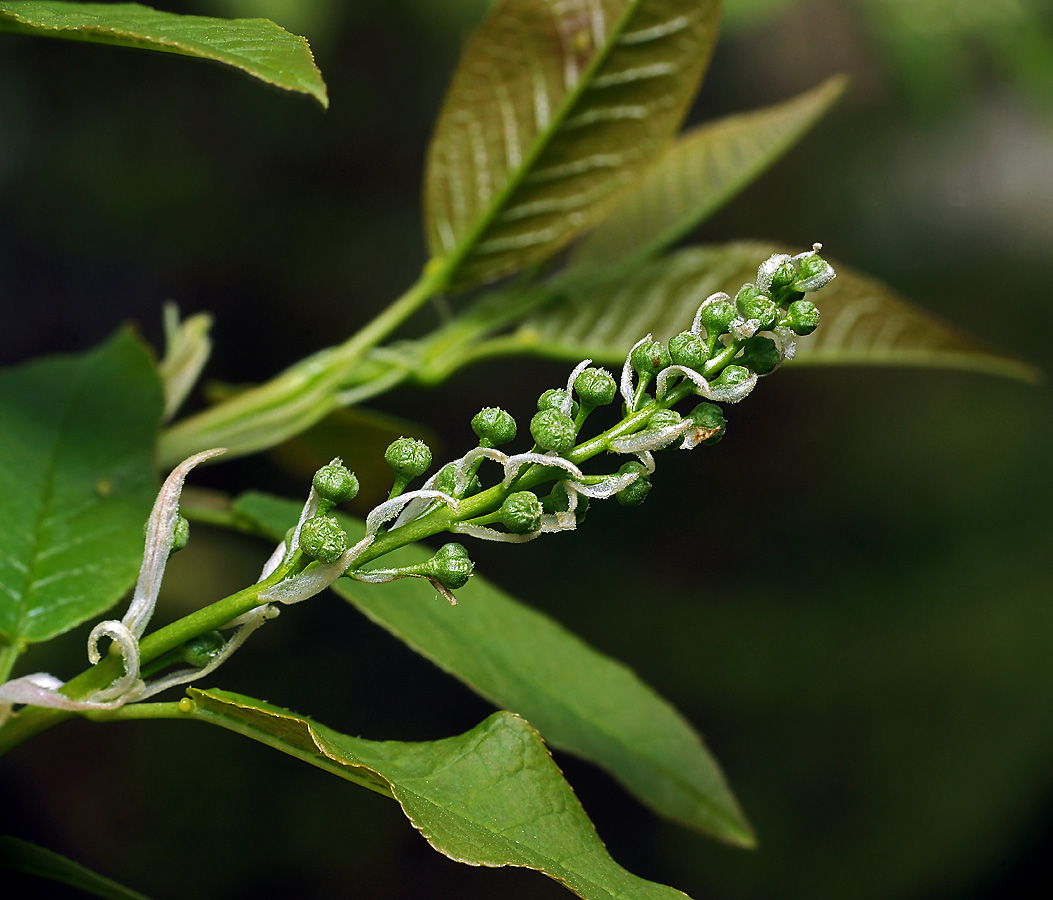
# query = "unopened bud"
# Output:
<box><xmin>299</xmin><ymin>514</ymin><xmax>348</xmax><ymax>564</ymax></box>
<box><xmin>573</xmin><ymin>367</ymin><xmax>617</xmax><ymax>408</ymax></box>
<box><xmin>615</xmin><ymin>461</ymin><xmax>651</xmax><ymax>507</ymax></box>
<box><xmin>630</xmin><ymin>339</ymin><xmax>671</xmax><ymax>378</ymax></box>
<box><xmin>530</xmin><ymin>408</ymin><xmax>577</xmax><ymax>452</ymax></box>
<box><xmin>668</xmin><ymin>332</ymin><xmax>707</xmax><ymax>370</ymax></box>
<box><xmin>499</xmin><ymin>491</ymin><xmax>543</xmax><ymax>534</ymax></box>
<box><xmin>471</xmin><ymin>407</ymin><xmax>517</xmax><ymax>448</ymax></box>
<box><xmin>313</xmin><ymin>462</ymin><xmax>360</xmax><ymax>508</ymax></box>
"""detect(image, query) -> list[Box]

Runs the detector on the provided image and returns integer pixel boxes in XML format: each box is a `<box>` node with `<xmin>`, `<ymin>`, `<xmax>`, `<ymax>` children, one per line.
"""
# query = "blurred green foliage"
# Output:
<box><xmin>1</xmin><ymin>1</ymin><xmax>1050</xmax><ymax>899</ymax></box>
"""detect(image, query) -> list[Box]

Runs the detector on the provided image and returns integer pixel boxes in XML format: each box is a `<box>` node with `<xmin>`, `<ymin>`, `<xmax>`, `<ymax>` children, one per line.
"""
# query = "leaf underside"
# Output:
<box><xmin>424</xmin><ymin>0</ymin><xmax>721</xmax><ymax>291</ymax></box>
<box><xmin>234</xmin><ymin>492</ymin><xmax>754</xmax><ymax>848</ymax></box>
<box><xmin>0</xmin><ymin>331</ymin><xmax>163</xmax><ymax>645</ymax></box>
<box><xmin>0</xmin><ymin>1</ymin><xmax>328</xmax><ymax>107</ymax></box>
<box><xmin>572</xmin><ymin>75</ymin><xmax>848</xmax><ymax>269</ymax></box>
<box><xmin>190</xmin><ymin>688</ymin><xmax>693</xmax><ymax>900</ymax></box>
<box><xmin>514</xmin><ymin>242</ymin><xmax>1041</xmax><ymax>382</ymax></box>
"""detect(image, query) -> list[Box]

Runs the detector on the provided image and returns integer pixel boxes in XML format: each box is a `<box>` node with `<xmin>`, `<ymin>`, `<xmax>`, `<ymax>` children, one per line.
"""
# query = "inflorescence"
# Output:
<box><xmin>0</xmin><ymin>247</ymin><xmax>834</xmax><ymax>721</ymax></box>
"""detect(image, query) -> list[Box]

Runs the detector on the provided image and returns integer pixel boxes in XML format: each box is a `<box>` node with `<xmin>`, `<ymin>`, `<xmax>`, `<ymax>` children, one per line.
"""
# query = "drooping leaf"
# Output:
<box><xmin>233</xmin><ymin>492</ymin><xmax>754</xmax><ymax>847</ymax></box>
<box><xmin>0</xmin><ymin>835</ymin><xmax>152</xmax><ymax>900</ymax></box>
<box><xmin>190</xmin><ymin>688</ymin><xmax>694</xmax><ymax>900</ymax></box>
<box><xmin>508</xmin><ymin>242</ymin><xmax>1041</xmax><ymax>381</ymax></box>
<box><xmin>0</xmin><ymin>1</ymin><xmax>328</xmax><ymax>107</ymax></box>
<box><xmin>572</xmin><ymin>76</ymin><xmax>848</xmax><ymax>269</ymax></box>
<box><xmin>0</xmin><ymin>331</ymin><xmax>164</xmax><ymax>645</ymax></box>
<box><xmin>424</xmin><ymin>0</ymin><xmax>721</xmax><ymax>291</ymax></box>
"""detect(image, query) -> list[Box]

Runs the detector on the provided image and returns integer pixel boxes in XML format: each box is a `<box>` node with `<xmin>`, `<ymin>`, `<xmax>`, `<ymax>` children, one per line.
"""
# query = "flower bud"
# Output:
<box><xmin>573</xmin><ymin>367</ymin><xmax>617</xmax><ymax>408</ymax></box>
<box><xmin>770</xmin><ymin>259</ymin><xmax>797</xmax><ymax>288</ymax></box>
<box><xmin>313</xmin><ymin>462</ymin><xmax>360</xmax><ymax>507</ymax></box>
<box><xmin>178</xmin><ymin>631</ymin><xmax>225</xmax><ymax>668</ymax></box>
<box><xmin>171</xmin><ymin>515</ymin><xmax>190</xmax><ymax>554</ymax></box>
<box><xmin>385</xmin><ymin>437</ymin><xmax>432</xmax><ymax>480</ymax></box>
<box><xmin>668</xmin><ymin>332</ymin><xmax>706</xmax><ymax>370</ymax></box>
<box><xmin>648</xmin><ymin>409</ymin><xmax>682</xmax><ymax>429</ymax></box>
<box><xmin>530</xmin><ymin>408</ymin><xmax>577</xmax><ymax>452</ymax></box>
<box><xmin>713</xmin><ymin>364</ymin><xmax>752</xmax><ymax>388</ymax></box>
<box><xmin>421</xmin><ymin>542</ymin><xmax>473</xmax><ymax>590</ymax></box>
<box><xmin>471</xmin><ymin>407</ymin><xmax>517</xmax><ymax>448</ymax></box>
<box><xmin>630</xmin><ymin>339</ymin><xmax>671</xmax><ymax>378</ymax></box>
<box><xmin>697</xmin><ymin>297</ymin><xmax>738</xmax><ymax>338</ymax></box>
<box><xmin>687</xmin><ymin>402</ymin><xmax>726</xmax><ymax>444</ymax></box>
<box><xmin>736</xmin><ymin>285</ymin><xmax>779</xmax><ymax>330</ymax></box>
<box><xmin>542</xmin><ymin>484</ymin><xmax>589</xmax><ymax>524</ymax></box>
<box><xmin>499</xmin><ymin>491</ymin><xmax>543</xmax><ymax>534</ymax></box>
<box><xmin>435</xmin><ymin>462</ymin><xmax>481</xmax><ymax>498</ymax></box>
<box><xmin>739</xmin><ymin>335</ymin><xmax>781</xmax><ymax>375</ymax></box>
<box><xmin>537</xmin><ymin>388</ymin><xmax>579</xmax><ymax>418</ymax></box>
<box><xmin>615</xmin><ymin>461</ymin><xmax>651</xmax><ymax>507</ymax></box>
<box><xmin>785</xmin><ymin>299</ymin><xmax>820</xmax><ymax>335</ymax></box>
<box><xmin>792</xmin><ymin>253</ymin><xmax>835</xmax><ymax>292</ymax></box>
<box><xmin>299</xmin><ymin>514</ymin><xmax>348</xmax><ymax>564</ymax></box>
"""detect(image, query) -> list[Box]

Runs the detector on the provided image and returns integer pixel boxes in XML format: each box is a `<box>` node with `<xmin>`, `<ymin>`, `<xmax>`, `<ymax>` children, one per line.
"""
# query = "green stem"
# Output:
<box><xmin>0</xmin><ymin>640</ymin><xmax>21</xmax><ymax>684</ymax></box>
<box><xmin>157</xmin><ymin>262</ymin><xmax>451</xmax><ymax>468</ymax></box>
<box><xmin>0</xmin><ymin>562</ymin><xmax>297</xmax><ymax>758</ymax></box>
<box><xmin>85</xmin><ymin>702</ymin><xmax>186</xmax><ymax>722</ymax></box>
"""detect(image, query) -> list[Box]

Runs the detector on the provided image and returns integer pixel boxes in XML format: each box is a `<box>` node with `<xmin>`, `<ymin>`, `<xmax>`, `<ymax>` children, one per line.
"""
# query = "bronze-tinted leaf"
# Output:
<box><xmin>424</xmin><ymin>0</ymin><xmax>721</xmax><ymax>291</ymax></box>
<box><xmin>573</xmin><ymin>76</ymin><xmax>847</xmax><ymax>269</ymax></box>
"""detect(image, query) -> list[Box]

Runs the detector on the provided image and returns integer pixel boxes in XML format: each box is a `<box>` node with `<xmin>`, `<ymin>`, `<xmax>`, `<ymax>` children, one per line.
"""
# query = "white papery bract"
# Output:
<box><xmin>691</xmin><ymin>292</ymin><xmax>731</xmax><ymax>337</ymax></box>
<box><xmin>501</xmin><ymin>451</ymin><xmax>586</xmax><ymax>488</ymax></box>
<box><xmin>562</xmin><ymin>358</ymin><xmax>592</xmax><ymax>417</ymax></box>
<box><xmin>621</xmin><ymin>335</ymin><xmax>652</xmax><ymax>412</ymax></box>
<box><xmin>756</xmin><ymin>253</ymin><xmax>792</xmax><ymax>293</ymax></box>
<box><xmin>0</xmin><ymin>448</ymin><xmax>227</xmax><ymax>718</ymax></box>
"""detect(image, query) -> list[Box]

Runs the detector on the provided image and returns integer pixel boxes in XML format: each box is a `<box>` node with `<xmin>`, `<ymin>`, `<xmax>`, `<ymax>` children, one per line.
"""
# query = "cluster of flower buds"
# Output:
<box><xmin>277</xmin><ymin>246</ymin><xmax>835</xmax><ymax>603</ymax></box>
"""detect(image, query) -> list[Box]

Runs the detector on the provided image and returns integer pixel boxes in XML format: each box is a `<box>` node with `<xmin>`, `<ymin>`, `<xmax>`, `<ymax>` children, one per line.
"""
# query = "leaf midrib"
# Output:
<box><xmin>436</xmin><ymin>0</ymin><xmax>651</xmax><ymax>282</ymax></box>
<box><xmin>7</xmin><ymin>359</ymin><xmax>86</xmax><ymax>642</ymax></box>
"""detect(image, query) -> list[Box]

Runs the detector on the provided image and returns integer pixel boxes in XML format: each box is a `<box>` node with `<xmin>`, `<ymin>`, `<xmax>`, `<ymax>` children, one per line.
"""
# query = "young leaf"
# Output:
<box><xmin>572</xmin><ymin>76</ymin><xmax>848</xmax><ymax>269</ymax></box>
<box><xmin>0</xmin><ymin>836</ymin><xmax>152</xmax><ymax>900</ymax></box>
<box><xmin>0</xmin><ymin>331</ymin><xmax>163</xmax><ymax>645</ymax></box>
<box><xmin>233</xmin><ymin>492</ymin><xmax>755</xmax><ymax>847</ymax></box>
<box><xmin>0</xmin><ymin>1</ymin><xmax>328</xmax><ymax>107</ymax></box>
<box><xmin>424</xmin><ymin>0</ymin><xmax>721</xmax><ymax>291</ymax></box>
<box><xmin>190</xmin><ymin>688</ymin><xmax>695</xmax><ymax>900</ymax></box>
<box><xmin>509</xmin><ymin>243</ymin><xmax>1041</xmax><ymax>381</ymax></box>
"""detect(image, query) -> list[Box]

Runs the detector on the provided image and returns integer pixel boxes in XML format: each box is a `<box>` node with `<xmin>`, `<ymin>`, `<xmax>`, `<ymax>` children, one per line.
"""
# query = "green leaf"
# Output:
<box><xmin>0</xmin><ymin>835</ymin><xmax>152</xmax><ymax>900</ymax></box>
<box><xmin>424</xmin><ymin>0</ymin><xmax>720</xmax><ymax>291</ymax></box>
<box><xmin>508</xmin><ymin>242</ymin><xmax>1042</xmax><ymax>382</ymax></box>
<box><xmin>0</xmin><ymin>331</ymin><xmax>164</xmax><ymax>645</ymax></box>
<box><xmin>189</xmin><ymin>688</ymin><xmax>694</xmax><ymax>900</ymax></box>
<box><xmin>233</xmin><ymin>492</ymin><xmax>754</xmax><ymax>847</ymax></box>
<box><xmin>572</xmin><ymin>76</ymin><xmax>848</xmax><ymax>270</ymax></box>
<box><xmin>0</xmin><ymin>1</ymin><xmax>328</xmax><ymax>108</ymax></box>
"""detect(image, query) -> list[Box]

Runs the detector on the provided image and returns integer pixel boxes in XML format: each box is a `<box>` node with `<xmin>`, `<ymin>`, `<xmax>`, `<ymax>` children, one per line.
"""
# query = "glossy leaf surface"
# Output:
<box><xmin>0</xmin><ymin>1</ymin><xmax>328</xmax><ymax>107</ymax></box>
<box><xmin>190</xmin><ymin>689</ymin><xmax>694</xmax><ymax>900</ymax></box>
<box><xmin>0</xmin><ymin>836</ymin><xmax>152</xmax><ymax>900</ymax></box>
<box><xmin>234</xmin><ymin>492</ymin><xmax>754</xmax><ymax>846</ymax></box>
<box><xmin>0</xmin><ymin>332</ymin><xmax>163</xmax><ymax>644</ymax></box>
<box><xmin>573</xmin><ymin>76</ymin><xmax>847</xmax><ymax>269</ymax></box>
<box><xmin>424</xmin><ymin>0</ymin><xmax>720</xmax><ymax>290</ymax></box>
<box><xmin>512</xmin><ymin>243</ymin><xmax>1041</xmax><ymax>381</ymax></box>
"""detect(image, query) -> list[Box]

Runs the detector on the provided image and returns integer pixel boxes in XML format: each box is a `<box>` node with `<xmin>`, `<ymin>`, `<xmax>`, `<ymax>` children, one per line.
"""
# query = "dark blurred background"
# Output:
<box><xmin>2</xmin><ymin>1</ymin><xmax>1051</xmax><ymax>898</ymax></box>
